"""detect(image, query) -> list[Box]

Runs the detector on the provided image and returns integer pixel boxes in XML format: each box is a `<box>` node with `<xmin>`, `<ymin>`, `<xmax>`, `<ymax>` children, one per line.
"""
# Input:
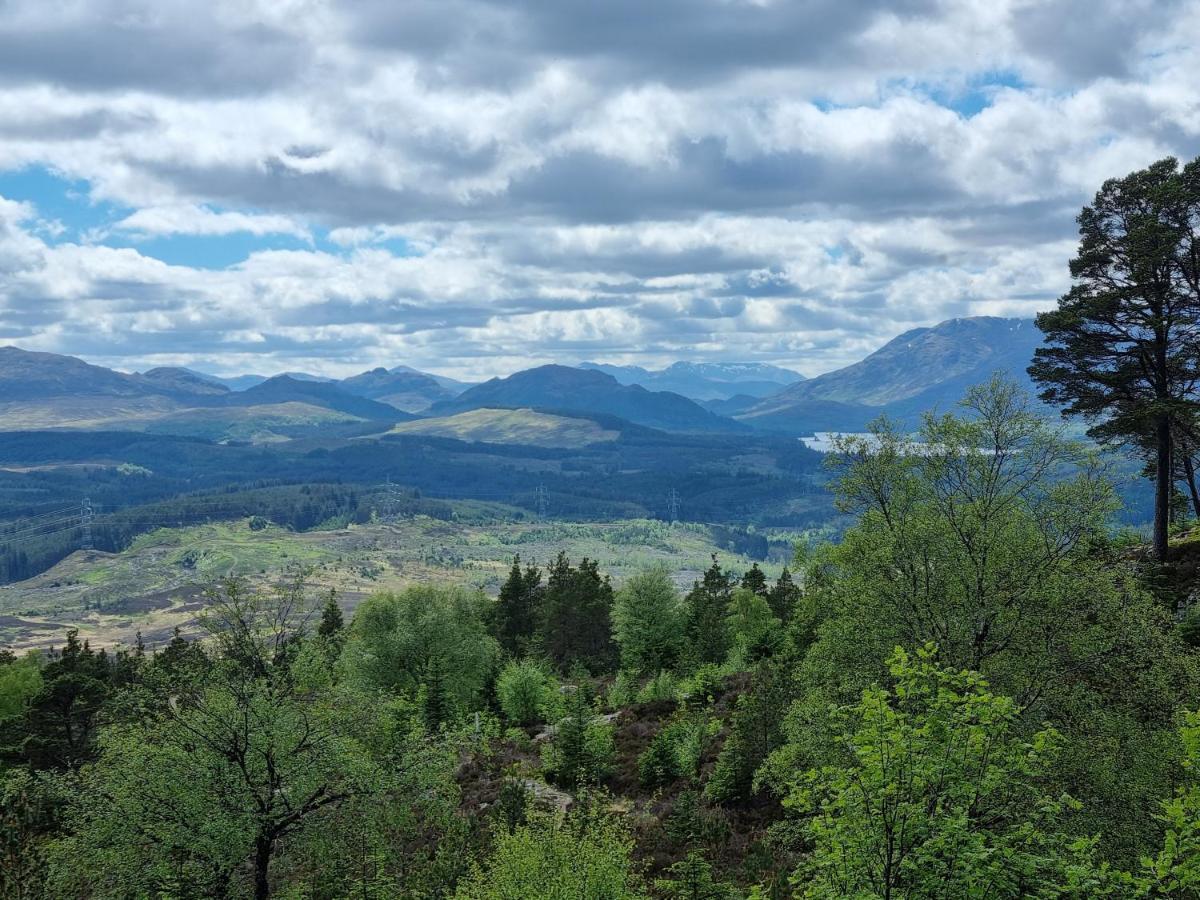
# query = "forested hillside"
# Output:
<box><xmin>5</xmin><ymin>379</ymin><xmax>1200</xmax><ymax>898</ymax></box>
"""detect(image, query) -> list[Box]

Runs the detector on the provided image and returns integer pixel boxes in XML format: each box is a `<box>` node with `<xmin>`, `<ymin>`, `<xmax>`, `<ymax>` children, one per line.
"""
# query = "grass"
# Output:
<box><xmin>0</xmin><ymin>512</ymin><xmax>788</xmax><ymax>652</ymax></box>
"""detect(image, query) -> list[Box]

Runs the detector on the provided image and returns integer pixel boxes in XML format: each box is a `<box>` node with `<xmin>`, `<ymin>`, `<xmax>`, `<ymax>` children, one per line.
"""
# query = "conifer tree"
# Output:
<box><xmin>1030</xmin><ymin>155</ymin><xmax>1200</xmax><ymax>559</ymax></box>
<box><xmin>683</xmin><ymin>556</ymin><xmax>733</xmax><ymax>666</ymax></box>
<box><xmin>767</xmin><ymin>567</ymin><xmax>800</xmax><ymax>622</ymax></box>
<box><xmin>317</xmin><ymin>590</ymin><xmax>344</xmax><ymax>640</ymax></box>
<box><xmin>493</xmin><ymin>555</ymin><xmax>544</xmax><ymax>657</ymax></box>
<box><xmin>540</xmin><ymin>553</ymin><xmax>616</xmax><ymax>672</ymax></box>
<box><xmin>740</xmin><ymin>563</ymin><xmax>768</xmax><ymax>598</ymax></box>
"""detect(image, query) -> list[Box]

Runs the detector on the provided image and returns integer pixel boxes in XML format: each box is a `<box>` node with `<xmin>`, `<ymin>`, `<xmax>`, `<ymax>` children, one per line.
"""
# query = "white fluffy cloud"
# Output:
<box><xmin>0</xmin><ymin>0</ymin><xmax>1197</xmax><ymax>378</ymax></box>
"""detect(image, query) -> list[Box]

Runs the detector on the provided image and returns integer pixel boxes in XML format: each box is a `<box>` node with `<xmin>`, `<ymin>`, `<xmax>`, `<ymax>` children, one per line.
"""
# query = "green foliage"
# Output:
<box><xmin>767</xmin><ymin>566</ymin><xmax>800</xmax><ymax>622</ymax></box>
<box><xmin>342</xmin><ymin>583</ymin><xmax>500</xmax><ymax>713</ymax></box>
<box><xmin>6</xmin><ymin>631</ymin><xmax>114</xmax><ymax>771</ymax></box>
<box><xmin>725</xmin><ymin>587</ymin><xmax>782</xmax><ymax>666</ymax></box>
<box><xmin>786</xmin><ymin>646</ymin><xmax>1087</xmax><ymax>899</ymax></box>
<box><xmin>664</xmin><ymin>789</ymin><xmax>731</xmax><ymax>849</ymax></box>
<box><xmin>606</xmin><ymin>669</ymin><xmax>637</xmax><ymax>710</ymax></box>
<box><xmin>0</xmin><ymin>768</ymin><xmax>58</xmax><ymax>899</ymax></box>
<box><xmin>612</xmin><ymin>565</ymin><xmax>685</xmax><ymax>675</ymax></box>
<box><xmin>1145</xmin><ymin>709</ymin><xmax>1200</xmax><ymax>894</ymax></box>
<box><xmin>636</xmin><ymin>669</ymin><xmax>682</xmax><ymax>705</ymax></box>
<box><xmin>683</xmin><ymin>556</ymin><xmax>733</xmax><ymax>667</ymax></box>
<box><xmin>792</xmin><ymin>377</ymin><xmax>1197</xmax><ymax>860</ymax></box>
<box><xmin>740</xmin><ymin>563</ymin><xmax>768</xmax><ymax>598</ymax></box>
<box><xmin>655</xmin><ymin>849</ymin><xmax>736</xmax><ymax>900</ymax></box>
<box><xmin>680</xmin><ymin>663</ymin><xmax>725</xmax><ymax>706</ymax></box>
<box><xmin>0</xmin><ymin>652</ymin><xmax>42</xmax><ymax>722</ymax></box>
<box><xmin>496</xmin><ymin>659</ymin><xmax>560</xmax><ymax>727</ymax></box>
<box><xmin>637</xmin><ymin>711</ymin><xmax>715</xmax><ymax>788</ymax></box>
<box><xmin>454</xmin><ymin>802</ymin><xmax>647</xmax><ymax>899</ymax></box>
<box><xmin>706</xmin><ymin>652</ymin><xmax>800</xmax><ymax>804</ymax></box>
<box><xmin>543</xmin><ymin>685</ymin><xmax>615</xmax><ymax>789</ymax></box>
<box><xmin>541</xmin><ymin>553</ymin><xmax>618</xmax><ymax>673</ymax></box>
<box><xmin>1030</xmin><ymin>155</ymin><xmax>1200</xmax><ymax>559</ymax></box>
<box><xmin>492</xmin><ymin>555</ymin><xmax>544</xmax><ymax>658</ymax></box>
<box><xmin>48</xmin><ymin>580</ymin><xmax>463</xmax><ymax>899</ymax></box>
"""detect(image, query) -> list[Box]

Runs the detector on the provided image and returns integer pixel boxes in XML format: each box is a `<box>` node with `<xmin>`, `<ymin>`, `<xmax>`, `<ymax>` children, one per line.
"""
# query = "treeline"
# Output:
<box><xmin>0</xmin><ymin>483</ymin><xmax>453</xmax><ymax>584</ymax></box>
<box><xmin>4</xmin><ymin>379</ymin><xmax>1200</xmax><ymax>897</ymax></box>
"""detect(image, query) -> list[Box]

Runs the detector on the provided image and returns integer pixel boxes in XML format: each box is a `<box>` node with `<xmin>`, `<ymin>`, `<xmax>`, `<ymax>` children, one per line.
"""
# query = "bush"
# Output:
<box><xmin>454</xmin><ymin>802</ymin><xmax>644</xmax><ymax>899</ymax></box>
<box><xmin>637</xmin><ymin>712</ymin><xmax>716</xmax><ymax>788</ymax></box>
<box><xmin>680</xmin><ymin>664</ymin><xmax>725</xmax><ymax>706</ymax></box>
<box><xmin>606</xmin><ymin>670</ymin><xmax>637</xmax><ymax>711</ymax></box>
<box><xmin>636</xmin><ymin>670</ymin><xmax>680</xmax><ymax>705</ymax></box>
<box><xmin>665</xmin><ymin>790</ymin><xmax>731</xmax><ymax>849</ymax></box>
<box><xmin>496</xmin><ymin>659</ymin><xmax>559</xmax><ymax>727</ymax></box>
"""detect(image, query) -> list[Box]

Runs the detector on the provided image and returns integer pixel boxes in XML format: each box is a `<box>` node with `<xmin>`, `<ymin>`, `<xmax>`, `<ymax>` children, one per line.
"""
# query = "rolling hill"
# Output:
<box><xmin>385</xmin><ymin>408</ymin><xmax>621</xmax><ymax>448</ymax></box>
<box><xmin>224</xmin><ymin>376</ymin><xmax>409</xmax><ymax>421</ymax></box>
<box><xmin>430</xmin><ymin>365</ymin><xmax>746</xmax><ymax>433</ymax></box>
<box><xmin>739</xmin><ymin>317</ymin><xmax>1043</xmax><ymax>433</ymax></box>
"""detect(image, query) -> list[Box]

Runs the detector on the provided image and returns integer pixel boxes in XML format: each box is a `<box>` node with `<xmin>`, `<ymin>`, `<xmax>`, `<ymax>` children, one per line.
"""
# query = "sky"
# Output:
<box><xmin>0</xmin><ymin>0</ymin><xmax>1197</xmax><ymax>381</ymax></box>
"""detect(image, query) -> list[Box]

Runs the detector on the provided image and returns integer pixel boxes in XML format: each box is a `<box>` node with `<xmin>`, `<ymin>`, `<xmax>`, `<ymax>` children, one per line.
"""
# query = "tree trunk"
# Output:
<box><xmin>1156</xmin><ymin>415</ymin><xmax>1173</xmax><ymax>561</ymax></box>
<box><xmin>1184</xmin><ymin>451</ymin><xmax>1200</xmax><ymax>520</ymax></box>
<box><xmin>254</xmin><ymin>834</ymin><xmax>273</xmax><ymax>900</ymax></box>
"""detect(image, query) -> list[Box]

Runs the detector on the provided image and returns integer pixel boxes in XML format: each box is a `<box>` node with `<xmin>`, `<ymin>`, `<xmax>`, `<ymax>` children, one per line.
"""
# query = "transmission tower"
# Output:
<box><xmin>535</xmin><ymin>483</ymin><xmax>549</xmax><ymax>519</ymax></box>
<box><xmin>81</xmin><ymin>496</ymin><xmax>94</xmax><ymax>551</ymax></box>
<box><xmin>666</xmin><ymin>488</ymin><xmax>680</xmax><ymax>523</ymax></box>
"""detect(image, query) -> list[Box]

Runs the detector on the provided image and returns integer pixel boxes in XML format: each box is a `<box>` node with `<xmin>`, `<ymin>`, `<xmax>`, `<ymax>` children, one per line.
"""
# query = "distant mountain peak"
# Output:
<box><xmin>432</xmin><ymin>363</ymin><xmax>745</xmax><ymax>433</ymax></box>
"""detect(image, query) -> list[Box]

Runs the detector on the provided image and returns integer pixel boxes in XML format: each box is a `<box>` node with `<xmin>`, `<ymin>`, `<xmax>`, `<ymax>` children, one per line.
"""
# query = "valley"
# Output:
<box><xmin>0</xmin><ymin>512</ymin><xmax>788</xmax><ymax>651</ymax></box>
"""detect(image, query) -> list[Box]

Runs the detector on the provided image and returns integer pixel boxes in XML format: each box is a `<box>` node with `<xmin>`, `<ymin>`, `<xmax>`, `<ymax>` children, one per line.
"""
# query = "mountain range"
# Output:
<box><xmin>429</xmin><ymin>365</ymin><xmax>747</xmax><ymax>433</ymax></box>
<box><xmin>0</xmin><ymin>316</ymin><xmax>1049</xmax><ymax>440</ymax></box>
<box><xmin>580</xmin><ymin>360</ymin><xmax>804</xmax><ymax>401</ymax></box>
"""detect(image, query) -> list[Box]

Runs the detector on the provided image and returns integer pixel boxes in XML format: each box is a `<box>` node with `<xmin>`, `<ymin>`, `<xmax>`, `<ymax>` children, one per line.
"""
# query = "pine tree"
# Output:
<box><xmin>767</xmin><ymin>567</ymin><xmax>800</xmax><ymax>622</ymax></box>
<box><xmin>14</xmin><ymin>630</ymin><xmax>111</xmax><ymax>770</ymax></box>
<box><xmin>421</xmin><ymin>655</ymin><xmax>455</xmax><ymax>731</ymax></box>
<box><xmin>740</xmin><ymin>563</ymin><xmax>768</xmax><ymax>598</ymax></box>
<box><xmin>683</xmin><ymin>556</ymin><xmax>733</xmax><ymax>666</ymax></box>
<box><xmin>540</xmin><ymin>554</ymin><xmax>616</xmax><ymax>672</ymax></box>
<box><xmin>317</xmin><ymin>591</ymin><xmax>346</xmax><ymax>664</ymax></box>
<box><xmin>1030</xmin><ymin>155</ymin><xmax>1200</xmax><ymax>560</ymax></box>
<box><xmin>493</xmin><ymin>555</ymin><xmax>543</xmax><ymax>657</ymax></box>
<box><xmin>317</xmin><ymin>590</ymin><xmax>344</xmax><ymax>640</ymax></box>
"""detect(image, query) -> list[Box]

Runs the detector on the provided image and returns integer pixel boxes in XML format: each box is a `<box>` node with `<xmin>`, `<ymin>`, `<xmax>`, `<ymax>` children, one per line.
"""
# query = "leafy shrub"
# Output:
<box><xmin>606</xmin><ymin>670</ymin><xmax>636</xmax><ymax>711</ymax></box>
<box><xmin>680</xmin><ymin>664</ymin><xmax>725</xmax><ymax>706</ymax></box>
<box><xmin>636</xmin><ymin>670</ymin><xmax>680</xmax><ymax>705</ymax></box>
<box><xmin>454</xmin><ymin>802</ymin><xmax>644</xmax><ymax>899</ymax></box>
<box><xmin>496</xmin><ymin>659</ymin><xmax>559</xmax><ymax>727</ymax></box>
<box><xmin>637</xmin><ymin>712</ymin><xmax>716</xmax><ymax>788</ymax></box>
<box><xmin>638</xmin><ymin>733</ymin><xmax>679</xmax><ymax>788</ymax></box>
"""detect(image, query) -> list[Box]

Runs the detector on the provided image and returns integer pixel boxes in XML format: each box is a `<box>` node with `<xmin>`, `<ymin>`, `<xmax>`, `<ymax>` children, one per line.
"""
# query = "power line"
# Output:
<box><xmin>0</xmin><ymin>515</ymin><xmax>82</xmax><ymax>538</ymax></box>
<box><xmin>666</xmin><ymin>488</ymin><xmax>681</xmax><ymax>522</ymax></box>
<box><xmin>81</xmin><ymin>496</ymin><xmax>93</xmax><ymax>551</ymax></box>
<box><xmin>535</xmin><ymin>483</ymin><xmax>549</xmax><ymax>519</ymax></box>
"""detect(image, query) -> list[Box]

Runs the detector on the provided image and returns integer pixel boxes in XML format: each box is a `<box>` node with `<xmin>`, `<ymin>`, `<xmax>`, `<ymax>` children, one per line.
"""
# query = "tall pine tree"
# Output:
<box><xmin>540</xmin><ymin>553</ymin><xmax>616</xmax><ymax>672</ymax></box>
<box><xmin>493</xmin><ymin>555</ymin><xmax>544</xmax><ymax>657</ymax></box>
<box><xmin>683</xmin><ymin>556</ymin><xmax>733</xmax><ymax>666</ymax></box>
<box><xmin>1030</xmin><ymin>155</ymin><xmax>1200</xmax><ymax>559</ymax></box>
<box><xmin>767</xmin><ymin>567</ymin><xmax>800</xmax><ymax>622</ymax></box>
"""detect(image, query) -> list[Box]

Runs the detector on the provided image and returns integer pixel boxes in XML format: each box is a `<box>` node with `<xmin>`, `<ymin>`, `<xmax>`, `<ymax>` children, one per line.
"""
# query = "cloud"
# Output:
<box><xmin>0</xmin><ymin>0</ymin><xmax>1197</xmax><ymax>379</ymax></box>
